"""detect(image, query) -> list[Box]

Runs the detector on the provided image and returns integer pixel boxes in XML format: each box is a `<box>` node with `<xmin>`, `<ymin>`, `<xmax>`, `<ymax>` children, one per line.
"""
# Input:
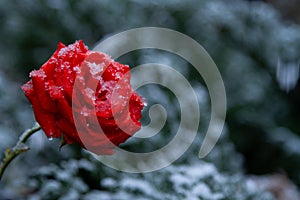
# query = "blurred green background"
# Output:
<box><xmin>0</xmin><ymin>0</ymin><xmax>300</xmax><ymax>199</ymax></box>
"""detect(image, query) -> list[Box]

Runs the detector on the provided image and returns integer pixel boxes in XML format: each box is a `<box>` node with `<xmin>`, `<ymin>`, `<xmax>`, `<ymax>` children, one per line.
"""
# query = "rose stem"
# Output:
<box><xmin>0</xmin><ymin>123</ymin><xmax>41</xmax><ymax>181</ymax></box>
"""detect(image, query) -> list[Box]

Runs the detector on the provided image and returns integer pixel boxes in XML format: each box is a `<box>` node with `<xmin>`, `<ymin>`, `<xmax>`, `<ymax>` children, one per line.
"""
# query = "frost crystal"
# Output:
<box><xmin>80</xmin><ymin>106</ymin><xmax>89</xmax><ymax>117</ymax></box>
<box><xmin>84</xmin><ymin>87</ymin><xmax>96</xmax><ymax>101</ymax></box>
<box><xmin>88</xmin><ymin>62</ymin><xmax>105</xmax><ymax>75</ymax></box>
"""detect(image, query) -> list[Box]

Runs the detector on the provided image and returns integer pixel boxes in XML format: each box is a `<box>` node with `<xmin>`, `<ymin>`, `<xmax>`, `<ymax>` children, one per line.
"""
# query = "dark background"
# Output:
<box><xmin>0</xmin><ymin>0</ymin><xmax>300</xmax><ymax>199</ymax></box>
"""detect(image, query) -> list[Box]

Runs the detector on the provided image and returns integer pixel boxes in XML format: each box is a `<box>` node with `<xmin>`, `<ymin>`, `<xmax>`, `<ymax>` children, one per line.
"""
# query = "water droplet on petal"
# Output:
<box><xmin>74</xmin><ymin>66</ymin><xmax>81</xmax><ymax>73</ymax></box>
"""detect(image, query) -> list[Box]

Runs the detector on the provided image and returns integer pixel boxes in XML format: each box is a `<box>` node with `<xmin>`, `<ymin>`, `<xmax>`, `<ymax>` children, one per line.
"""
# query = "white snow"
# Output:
<box><xmin>101</xmin><ymin>178</ymin><xmax>117</xmax><ymax>188</ymax></box>
<box><xmin>120</xmin><ymin>177</ymin><xmax>158</xmax><ymax>197</ymax></box>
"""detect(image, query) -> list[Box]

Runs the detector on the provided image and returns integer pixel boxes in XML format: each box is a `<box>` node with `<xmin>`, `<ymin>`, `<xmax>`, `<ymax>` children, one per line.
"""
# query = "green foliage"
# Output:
<box><xmin>19</xmin><ymin>157</ymin><xmax>274</xmax><ymax>200</ymax></box>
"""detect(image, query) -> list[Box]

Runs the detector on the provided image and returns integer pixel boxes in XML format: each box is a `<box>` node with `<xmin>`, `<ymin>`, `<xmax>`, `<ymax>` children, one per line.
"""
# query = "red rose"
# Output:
<box><xmin>21</xmin><ymin>41</ymin><xmax>144</xmax><ymax>154</ymax></box>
